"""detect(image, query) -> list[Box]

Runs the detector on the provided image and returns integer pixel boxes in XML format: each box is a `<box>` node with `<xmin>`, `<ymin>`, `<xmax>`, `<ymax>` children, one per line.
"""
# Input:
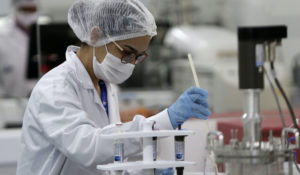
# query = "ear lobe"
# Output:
<box><xmin>90</xmin><ymin>26</ymin><xmax>103</xmax><ymax>45</ymax></box>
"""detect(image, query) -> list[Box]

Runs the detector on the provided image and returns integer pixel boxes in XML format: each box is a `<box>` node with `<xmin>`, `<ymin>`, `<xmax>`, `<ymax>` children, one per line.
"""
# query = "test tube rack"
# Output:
<box><xmin>96</xmin><ymin>121</ymin><xmax>196</xmax><ymax>174</ymax></box>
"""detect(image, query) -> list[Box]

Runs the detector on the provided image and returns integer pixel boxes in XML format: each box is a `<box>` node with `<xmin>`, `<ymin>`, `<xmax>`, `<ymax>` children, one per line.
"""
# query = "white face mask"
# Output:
<box><xmin>92</xmin><ymin>45</ymin><xmax>135</xmax><ymax>84</ymax></box>
<box><xmin>16</xmin><ymin>12</ymin><xmax>38</xmax><ymax>27</ymax></box>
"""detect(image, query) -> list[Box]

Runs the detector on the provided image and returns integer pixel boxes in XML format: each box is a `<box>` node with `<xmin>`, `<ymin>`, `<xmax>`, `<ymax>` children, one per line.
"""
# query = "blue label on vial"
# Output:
<box><xmin>176</xmin><ymin>154</ymin><xmax>183</xmax><ymax>159</ymax></box>
<box><xmin>114</xmin><ymin>156</ymin><xmax>121</xmax><ymax>161</ymax></box>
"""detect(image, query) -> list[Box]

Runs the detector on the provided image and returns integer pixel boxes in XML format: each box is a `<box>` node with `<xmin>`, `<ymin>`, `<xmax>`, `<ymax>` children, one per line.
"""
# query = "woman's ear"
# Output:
<box><xmin>90</xmin><ymin>26</ymin><xmax>103</xmax><ymax>45</ymax></box>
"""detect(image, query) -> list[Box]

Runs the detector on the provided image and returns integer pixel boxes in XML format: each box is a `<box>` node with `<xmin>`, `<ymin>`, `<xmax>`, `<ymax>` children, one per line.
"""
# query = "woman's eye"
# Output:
<box><xmin>130</xmin><ymin>54</ymin><xmax>136</xmax><ymax>60</ymax></box>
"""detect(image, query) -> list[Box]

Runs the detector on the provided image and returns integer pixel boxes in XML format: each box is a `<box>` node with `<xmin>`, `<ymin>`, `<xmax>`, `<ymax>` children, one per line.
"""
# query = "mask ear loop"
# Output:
<box><xmin>104</xmin><ymin>44</ymin><xmax>108</xmax><ymax>54</ymax></box>
<box><xmin>93</xmin><ymin>46</ymin><xmax>96</xmax><ymax>59</ymax></box>
<box><xmin>94</xmin><ymin>45</ymin><xmax>109</xmax><ymax>64</ymax></box>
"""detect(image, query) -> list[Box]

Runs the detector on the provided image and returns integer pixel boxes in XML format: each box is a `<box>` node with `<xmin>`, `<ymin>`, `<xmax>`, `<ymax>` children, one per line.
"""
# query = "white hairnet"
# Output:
<box><xmin>12</xmin><ymin>0</ymin><xmax>37</xmax><ymax>7</ymax></box>
<box><xmin>68</xmin><ymin>0</ymin><xmax>157</xmax><ymax>47</ymax></box>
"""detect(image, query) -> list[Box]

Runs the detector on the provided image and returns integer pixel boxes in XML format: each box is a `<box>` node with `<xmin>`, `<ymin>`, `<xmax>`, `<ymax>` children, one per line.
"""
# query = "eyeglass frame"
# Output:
<box><xmin>110</xmin><ymin>41</ymin><xmax>148</xmax><ymax>65</ymax></box>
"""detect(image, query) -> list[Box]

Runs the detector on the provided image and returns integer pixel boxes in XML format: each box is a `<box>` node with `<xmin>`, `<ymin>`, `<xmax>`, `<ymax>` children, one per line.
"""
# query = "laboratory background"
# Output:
<box><xmin>1</xmin><ymin>0</ymin><xmax>300</xmax><ymax>174</ymax></box>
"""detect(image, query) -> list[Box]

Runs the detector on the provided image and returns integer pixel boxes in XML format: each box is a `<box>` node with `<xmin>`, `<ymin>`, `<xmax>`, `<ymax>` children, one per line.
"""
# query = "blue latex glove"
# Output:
<box><xmin>155</xmin><ymin>168</ymin><xmax>174</xmax><ymax>175</ymax></box>
<box><xmin>168</xmin><ymin>87</ymin><xmax>211</xmax><ymax>129</ymax></box>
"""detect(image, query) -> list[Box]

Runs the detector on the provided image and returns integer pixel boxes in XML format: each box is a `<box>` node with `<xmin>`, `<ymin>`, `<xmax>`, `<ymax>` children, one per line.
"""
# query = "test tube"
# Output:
<box><xmin>175</xmin><ymin>121</ymin><xmax>185</xmax><ymax>161</ymax></box>
<box><xmin>114</xmin><ymin>123</ymin><xmax>124</xmax><ymax>163</ymax></box>
<box><xmin>175</xmin><ymin>121</ymin><xmax>185</xmax><ymax>175</ymax></box>
<box><xmin>153</xmin><ymin>137</ymin><xmax>157</xmax><ymax>161</ymax></box>
<box><xmin>152</xmin><ymin>121</ymin><xmax>157</xmax><ymax>161</ymax></box>
<box><xmin>114</xmin><ymin>140</ymin><xmax>124</xmax><ymax>163</ymax></box>
<box><xmin>152</xmin><ymin>121</ymin><xmax>158</xmax><ymax>175</ymax></box>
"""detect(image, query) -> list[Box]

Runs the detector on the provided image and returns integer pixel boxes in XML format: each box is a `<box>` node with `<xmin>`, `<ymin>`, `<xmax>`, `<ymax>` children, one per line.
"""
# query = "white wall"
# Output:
<box><xmin>39</xmin><ymin>0</ymin><xmax>76</xmax><ymax>22</ymax></box>
<box><xmin>0</xmin><ymin>0</ymin><xmax>76</xmax><ymax>21</ymax></box>
<box><xmin>0</xmin><ymin>0</ymin><xmax>12</xmax><ymax>17</ymax></box>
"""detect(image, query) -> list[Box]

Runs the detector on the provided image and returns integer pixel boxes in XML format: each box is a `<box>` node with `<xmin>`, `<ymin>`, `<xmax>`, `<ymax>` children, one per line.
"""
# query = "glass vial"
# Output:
<box><xmin>114</xmin><ymin>140</ymin><xmax>124</xmax><ymax>163</ymax></box>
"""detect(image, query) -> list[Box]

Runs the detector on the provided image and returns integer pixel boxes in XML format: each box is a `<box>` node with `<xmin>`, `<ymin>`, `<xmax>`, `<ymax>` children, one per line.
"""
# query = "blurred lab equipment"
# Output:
<box><xmin>206</xmin><ymin>25</ymin><xmax>300</xmax><ymax>175</ymax></box>
<box><xmin>0</xmin><ymin>23</ymin><xmax>79</xmax><ymax>129</ymax></box>
<box><xmin>0</xmin><ymin>98</ymin><xmax>27</xmax><ymax>128</ymax></box>
<box><xmin>27</xmin><ymin>23</ymin><xmax>80</xmax><ymax>78</ymax></box>
<box><xmin>290</xmin><ymin>54</ymin><xmax>300</xmax><ymax>108</ymax></box>
<box><xmin>165</xmin><ymin>25</ymin><xmax>289</xmax><ymax>113</ymax></box>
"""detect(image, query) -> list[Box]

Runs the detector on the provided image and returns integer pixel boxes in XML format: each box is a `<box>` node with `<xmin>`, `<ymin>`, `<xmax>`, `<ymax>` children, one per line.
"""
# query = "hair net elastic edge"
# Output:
<box><xmin>86</xmin><ymin>31</ymin><xmax>157</xmax><ymax>47</ymax></box>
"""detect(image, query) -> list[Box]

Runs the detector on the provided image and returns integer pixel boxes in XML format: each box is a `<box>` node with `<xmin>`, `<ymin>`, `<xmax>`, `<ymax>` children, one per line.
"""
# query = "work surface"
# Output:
<box><xmin>0</xmin><ymin>129</ymin><xmax>21</xmax><ymax>164</ymax></box>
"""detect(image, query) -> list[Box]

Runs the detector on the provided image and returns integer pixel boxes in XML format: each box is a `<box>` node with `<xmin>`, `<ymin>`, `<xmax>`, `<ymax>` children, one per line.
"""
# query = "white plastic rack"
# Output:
<box><xmin>96</xmin><ymin>121</ymin><xmax>196</xmax><ymax>174</ymax></box>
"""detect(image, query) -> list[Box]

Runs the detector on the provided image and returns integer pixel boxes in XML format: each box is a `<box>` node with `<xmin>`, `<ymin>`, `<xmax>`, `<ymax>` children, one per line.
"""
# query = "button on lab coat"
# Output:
<box><xmin>17</xmin><ymin>46</ymin><xmax>173</xmax><ymax>175</ymax></box>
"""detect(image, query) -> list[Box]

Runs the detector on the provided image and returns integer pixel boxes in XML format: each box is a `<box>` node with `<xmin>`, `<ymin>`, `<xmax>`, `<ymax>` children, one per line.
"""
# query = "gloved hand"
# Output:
<box><xmin>168</xmin><ymin>87</ymin><xmax>211</xmax><ymax>129</ymax></box>
<box><xmin>155</xmin><ymin>168</ymin><xmax>174</xmax><ymax>175</ymax></box>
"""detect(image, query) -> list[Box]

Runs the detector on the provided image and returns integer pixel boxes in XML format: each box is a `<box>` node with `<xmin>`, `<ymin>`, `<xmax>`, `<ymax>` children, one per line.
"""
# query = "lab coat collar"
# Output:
<box><xmin>65</xmin><ymin>45</ymin><xmax>95</xmax><ymax>90</ymax></box>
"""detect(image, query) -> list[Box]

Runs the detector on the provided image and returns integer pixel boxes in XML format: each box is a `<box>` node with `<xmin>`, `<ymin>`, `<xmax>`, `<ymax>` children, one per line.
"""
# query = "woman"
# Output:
<box><xmin>17</xmin><ymin>0</ymin><xmax>211</xmax><ymax>174</ymax></box>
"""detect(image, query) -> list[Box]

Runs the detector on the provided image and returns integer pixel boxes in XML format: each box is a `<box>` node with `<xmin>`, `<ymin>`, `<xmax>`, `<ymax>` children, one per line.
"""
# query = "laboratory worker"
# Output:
<box><xmin>0</xmin><ymin>0</ymin><xmax>38</xmax><ymax>97</ymax></box>
<box><xmin>17</xmin><ymin>0</ymin><xmax>211</xmax><ymax>175</ymax></box>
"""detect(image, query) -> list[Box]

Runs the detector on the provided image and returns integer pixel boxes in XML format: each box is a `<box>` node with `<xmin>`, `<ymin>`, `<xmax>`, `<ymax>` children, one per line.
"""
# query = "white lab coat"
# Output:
<box><xmin>16</xmin><ymin>46</ymin><xmax>173</xmax><ymax>175</ymax></box>
<box><xmin>0</xmin><ymin>15</ymin><xmax>30</xmax><ymax>97</ymax></box>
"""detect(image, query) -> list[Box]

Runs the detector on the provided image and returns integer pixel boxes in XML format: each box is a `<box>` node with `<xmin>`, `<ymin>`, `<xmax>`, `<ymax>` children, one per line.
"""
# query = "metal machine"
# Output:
<box><xmin>207</xmin><ymin>26</ymin><xmax>300</xmax><ymax>175</ymax></box>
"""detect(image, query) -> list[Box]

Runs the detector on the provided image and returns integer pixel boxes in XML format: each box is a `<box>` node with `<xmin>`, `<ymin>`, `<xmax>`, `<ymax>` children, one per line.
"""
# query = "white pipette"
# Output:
<box><xmin>187</xmin><ymin>54</ymin><xmax>210</xmax><ymax>132</ymax></box>
<box><xmin>187</xmin><ymin>53</ymin><xmax>219</xmax><ymax>175</ymax></box>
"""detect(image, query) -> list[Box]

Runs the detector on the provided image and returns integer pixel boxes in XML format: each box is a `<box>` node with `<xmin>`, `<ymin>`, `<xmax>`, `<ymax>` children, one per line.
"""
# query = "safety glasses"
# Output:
<box><xmin>18</xmin><ymin>6</ymin><xmax>37</xmax><ymax>13</ymax></box>
<box><xmin>112</xmin><ymin>41</ymin><xmax>148</xmax><ymax>65</ymax></box>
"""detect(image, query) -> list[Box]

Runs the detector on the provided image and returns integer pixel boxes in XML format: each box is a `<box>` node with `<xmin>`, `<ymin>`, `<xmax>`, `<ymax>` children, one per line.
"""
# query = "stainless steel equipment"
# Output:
<box><xmin>206</xmin><ymin>26</ymin><xmax>300</xmax><ymax>175</ymax></box>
